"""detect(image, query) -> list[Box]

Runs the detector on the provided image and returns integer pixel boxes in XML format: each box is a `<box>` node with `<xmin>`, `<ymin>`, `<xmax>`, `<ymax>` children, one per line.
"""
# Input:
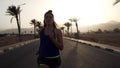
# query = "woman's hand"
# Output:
<box><xmin>48</xmin><ymin>32</ymin><xmax>54</xmax><ymax>39</ymax></box>
<box><xmin>48</xmin><ymin>29</ymin><xmax>63</xmax><ymax>50</ymax></box>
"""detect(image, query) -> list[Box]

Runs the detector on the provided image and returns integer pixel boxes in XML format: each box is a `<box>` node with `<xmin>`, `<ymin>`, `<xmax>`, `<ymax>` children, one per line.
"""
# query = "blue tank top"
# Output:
<box><xmin>38</xmin><ymin>29</ymin><xmax>60</xmax><ymax>57</ymax></box>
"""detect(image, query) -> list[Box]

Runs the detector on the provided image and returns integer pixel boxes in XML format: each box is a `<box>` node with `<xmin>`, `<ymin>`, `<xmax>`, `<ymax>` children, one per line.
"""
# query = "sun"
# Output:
<box><xmin>52</xmin><ymin>0</ymin><xmax>104</xmax><ymax>26</ymax></box>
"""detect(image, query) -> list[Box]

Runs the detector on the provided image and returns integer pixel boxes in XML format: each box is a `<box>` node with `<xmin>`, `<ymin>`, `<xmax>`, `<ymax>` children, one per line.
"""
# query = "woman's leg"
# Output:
<box><xmin>39</xmin><ymin>64</ymin><xmax>49</xmax><ymax>68</ymax></box>
<box><xmin>37</xmin><ymin>57</ymin><xmax>50</xmax><ymax>68</ymax></box>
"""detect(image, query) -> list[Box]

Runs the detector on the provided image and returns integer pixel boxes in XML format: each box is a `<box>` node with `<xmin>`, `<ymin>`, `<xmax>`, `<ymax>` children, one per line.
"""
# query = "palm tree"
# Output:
<box><xmin>30</xmin><ymin>19</ymin><xmax>37</xmax><ymax>37</ymax></box>
<box><xmin>113</xmin><ymin>0</ymin><xmax>120</xmax><ymax>5</ymax></box>
<box><xmin>6</xmin><ymin>5</ymin><xmax>21</xmax><ymax>41</ymax></box>
<box><xmin>60</xmin><ymin>26</ymin><xmax>65</xmax><ymax>35</ymax></box>
<box><xmin>70</xmin><ymin>18</ymin><xmax>79</xmax><ymax>38</ymax></box>
<box><xmin>24</xmin><ymin>31</ymin><xmax>27</xmax><ymax>34</ymax></box>
<box><xmin>69</xmin><ymin>19</ymin><xmax>73</xmax><ymax>36</ymax></box>
<box><xmin>64</xmin><ymin>22</ymin><xmax>72</xmax><ymax>37</ymax></box>
<box><xmin>30</xmin><ymin>31</ymin><xmax>33</xmax><ymax>34</ymax></box>
<box><xmin>36</xmin><ymin>21</ymin><xmax>43</xmax><ymax>29</ymax></box>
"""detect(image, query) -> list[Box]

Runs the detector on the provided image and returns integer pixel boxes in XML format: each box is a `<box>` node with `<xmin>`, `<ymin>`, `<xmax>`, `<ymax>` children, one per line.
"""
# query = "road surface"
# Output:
<box><xmin>0</xmin><ymin>38</ymin><xmax>120</xmax><ymax>68</ymax></box>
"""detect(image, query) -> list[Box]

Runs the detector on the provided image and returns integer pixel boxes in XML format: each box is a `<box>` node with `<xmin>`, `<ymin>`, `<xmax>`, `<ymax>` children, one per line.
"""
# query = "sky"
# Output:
<box><xmin>0</xmin><ymin>0</ymin><xmax>120</xmax><ymax>32</ymax></box>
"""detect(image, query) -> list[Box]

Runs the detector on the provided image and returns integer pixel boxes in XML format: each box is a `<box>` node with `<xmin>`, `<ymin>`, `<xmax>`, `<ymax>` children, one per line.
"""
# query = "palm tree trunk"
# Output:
<box><xmin>68</xmin><ymin>27</ymin><xmax>69</xmax><ymax>37</ymax></box>
<box><xmin>15</xmin><ymin>15</ymin><xmax>21</xmax><ymax>41</ymax></box>
<box><xmin>76</xmin><ymin>22</ymin><xmax>79</xmax><ymax>39</ymax></box>
<box><xmin>71</xmin><ymin>26</ymin><xmax>72</xmax><ymax>37</ymax></box>
<box><xmin>34</xmin><ymin>25</ymin><xmax>35</xmax><ymax>38</ymax></box>
<box><xmin>75</xmin><ymin>22</ymin><xmax>79</xmax><ymax>46</ymax></box>
<box><xmin>63</xmin><ymin>29</ymin><xmax>64</xmax><ymax>36</ymax></box>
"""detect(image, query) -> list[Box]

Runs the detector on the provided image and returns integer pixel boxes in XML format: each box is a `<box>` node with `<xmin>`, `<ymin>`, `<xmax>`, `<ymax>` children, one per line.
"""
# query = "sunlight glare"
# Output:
<box><xmin>52</xmin><ymin>0</ymin><xmax>109</xmax><ymax>26</ymax></box>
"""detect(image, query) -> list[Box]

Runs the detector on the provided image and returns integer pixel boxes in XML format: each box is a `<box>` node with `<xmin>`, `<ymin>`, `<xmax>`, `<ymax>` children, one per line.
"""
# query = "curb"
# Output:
<box><xmin>0</xmin><ymin>39</ymin><xmax>39</xmax><ymax>55</ymax></box>
<box><xmin>64</xmin><ymin>37</ymin><xmax>120</xmax><ymax>54</ymax></box>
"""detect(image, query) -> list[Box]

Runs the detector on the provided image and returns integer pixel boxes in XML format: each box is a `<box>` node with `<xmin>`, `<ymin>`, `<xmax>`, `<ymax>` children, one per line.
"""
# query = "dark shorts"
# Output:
<box><xmin>37</xmin><ymin>56</ymin><xmax>61</xmax><ymax>68</ymax></box>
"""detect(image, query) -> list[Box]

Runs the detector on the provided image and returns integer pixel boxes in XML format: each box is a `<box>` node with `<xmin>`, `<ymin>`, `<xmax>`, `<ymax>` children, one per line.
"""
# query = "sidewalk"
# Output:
<box><xmin>0</xmin><ymin>39</ymin><xmax>39</xmax><ymax>55</ymax></box>
<box><xmin>64</xmin><ymin>37</ymin><xmax>120</xmax><ymax>54</ymax></box>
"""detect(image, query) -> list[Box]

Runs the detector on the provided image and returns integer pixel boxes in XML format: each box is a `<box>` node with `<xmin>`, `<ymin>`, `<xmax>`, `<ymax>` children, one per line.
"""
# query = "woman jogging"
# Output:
<box><xmin>37</xmin><ymin>10</ymin><xmax>64</xmax><ymax>68</ymax></box>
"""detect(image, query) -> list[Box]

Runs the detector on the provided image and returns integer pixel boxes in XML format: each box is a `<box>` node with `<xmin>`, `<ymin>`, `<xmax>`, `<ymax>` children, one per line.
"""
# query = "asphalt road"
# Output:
<box><xmin>0</xmin><ymin>38</ymin><xmax>120</xmax><ymax>68</ymax></box>
<box><xmin>60</xmin><ymin>39</ymin><xmax>120</xmax><ymax>68</ymax></box>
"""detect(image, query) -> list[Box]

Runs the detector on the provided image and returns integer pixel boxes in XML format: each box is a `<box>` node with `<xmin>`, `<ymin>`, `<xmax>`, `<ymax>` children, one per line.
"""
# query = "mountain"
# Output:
<box><xmin>0</xmin><ymin>28</ymin><xmax>34</xmax><ymax>34</ymax></box>
<box><xmin>88</xmin><ymin>20</ymin><xmax>120</xmax><ymax>31</ymax></box>
<box><xmin>1</xmin><ymin>20</ymin><xmax>120</xmax><ymax>34</ymax></box>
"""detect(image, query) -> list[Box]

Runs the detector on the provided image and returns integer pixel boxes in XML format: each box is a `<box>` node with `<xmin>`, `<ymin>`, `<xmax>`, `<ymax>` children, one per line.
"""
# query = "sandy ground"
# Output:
<box><xmin>0</xmin><ymin>35</ymin><xmax>35</xmax><ymax>47</ymax></box>
<box><xmin>79</xmin><ymin>33</ymin><xmax>120</xmax><ymax>47</ymax></box>
<box><xmin>0</xmin><ymin>33</ymin><xmax>120</xmax><ymax>48</ymax></box>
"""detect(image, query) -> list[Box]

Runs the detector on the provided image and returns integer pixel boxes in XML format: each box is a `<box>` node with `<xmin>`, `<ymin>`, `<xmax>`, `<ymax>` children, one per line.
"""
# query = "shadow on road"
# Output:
<box><xmin>61</xmin><ymin>45</ymin><xmax>78</xmax><ymax>68</ymax></box>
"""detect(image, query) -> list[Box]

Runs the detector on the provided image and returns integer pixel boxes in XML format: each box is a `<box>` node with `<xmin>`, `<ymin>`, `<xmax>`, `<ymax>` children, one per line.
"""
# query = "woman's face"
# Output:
<box><xmin>45</xmin><ymin>14</ymin><xmax>54</xmax><ymax>26</ymax></box>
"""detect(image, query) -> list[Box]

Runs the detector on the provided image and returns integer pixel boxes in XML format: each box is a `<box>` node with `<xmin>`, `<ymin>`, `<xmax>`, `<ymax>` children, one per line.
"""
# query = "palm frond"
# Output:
<box><xmin>6</xmin><ymin>5</ymin><xmax>22</xmax><ymax>41</ymax></box>
<box><xmin>30</xmin><ymin>19</ymin><xmax>36</xmax><ymax>25</ymax></box>
<box><xmin>113</xmin><ymin>0</ymin><xmax>120</xmax><ymax>5</ymax></box>
<box><xmin>64</xmin><ymin>22</ymin><xmax>72</xmax><ymax>27</ymax></box>
<box><xmin>10</xmin><ymin>17</ymin><xmax>14</xmax><ymax>23</ymax></box>
<box><xmin>6</xmin><ymin>11</ymin><xmax>15</xmax><ymax>16</ymax></box>
<box><xmin>73</xmin><ymin>18</ymin><xmax>79</xmax><ymax>23</ymax></box>
<box><xmin>69</xmin><ymin>19</ymin><xmax>73</xmax><ymax>22</ymax></box>
<box><xmin>6</xmin><ymin>5</ymin><xmax>21</xmax><ymax>16</ymax></box>
<box><xmin>16</xmin><ymin>6</ymin><xmax>21</xmax><ymax>14</ymax></box>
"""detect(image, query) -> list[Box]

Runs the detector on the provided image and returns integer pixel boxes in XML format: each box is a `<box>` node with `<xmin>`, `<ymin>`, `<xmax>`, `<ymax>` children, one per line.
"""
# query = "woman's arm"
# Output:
<box><xmin>49</xmin><ymin>29</ymin><xmax>64</xmax><ymax>50</ymax></box>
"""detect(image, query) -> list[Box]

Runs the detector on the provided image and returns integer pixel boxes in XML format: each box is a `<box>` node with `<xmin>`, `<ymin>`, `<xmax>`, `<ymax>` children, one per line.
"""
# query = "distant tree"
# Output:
<box><xmin>6</xmin><ymin>5</ymin><xmax>21</xmax><ymax>41</ymax></box>
<box><xmin>64</xmin><ymin>22</ymin><xmax>72</xmax><ymax>37</ymax></box>
<box><xmin>30</xmin><ymin>31</ymin><xmax>33</xmax><ymax>34</ymax></box>
<box><xmin>97</xmin><ymin>28</ymin><xmax>102</xmax><ymax>33</ymax></box>
<box><xmin>24</xmin><ymin>31</ymin><xmax>26</xmax><ymax>34</ymax></box>
<box><xmin>103</xmin><ymin>30</ymin><xmax>111</xmax><ymax>33</ymax></box>
<box><xmin>36</xmin><ymin>21</ymin><xmax>42</xmax><ymax>29</ymax></box>
<box><xmin>60</xmin><ymin>26</ymin><xmax>65</xmax><ymax>35</ymax></box>
<box><xmin>69</xmin><ymin>19</ymin><xmax>73</xmax><ymax>35</ymax></box>
<box><xmin>69</xmin><ymin>18</ymin><xmax>80</xmax><ymax>38</ymax></box>
<box><xmin>74</xmin><ymin>32</ymin><xmax>78</xmax><ymax>39</ymax></box>
<box><xmin>12</xmin><ymin>32</ymin><xmax>15</xmax><ymax>35</ymax></box>
<box><xmin>65</xmin><ymin>30</ymin><xmax>68</xmax><ymax>36</ymax></box>
<box><xmin>113</xmin><ymin>28</ymin><xmax>120</xmax><ymax>33</ymax></box>
<box><xmin>30</xmin><ymin>19</ymin><xmax>37</xmax><ymax>37</ymax></box>
<box><xmin>94</xmin><ymin>28</ymin><xmax>103</xmax><ymax>34</ymax></box>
